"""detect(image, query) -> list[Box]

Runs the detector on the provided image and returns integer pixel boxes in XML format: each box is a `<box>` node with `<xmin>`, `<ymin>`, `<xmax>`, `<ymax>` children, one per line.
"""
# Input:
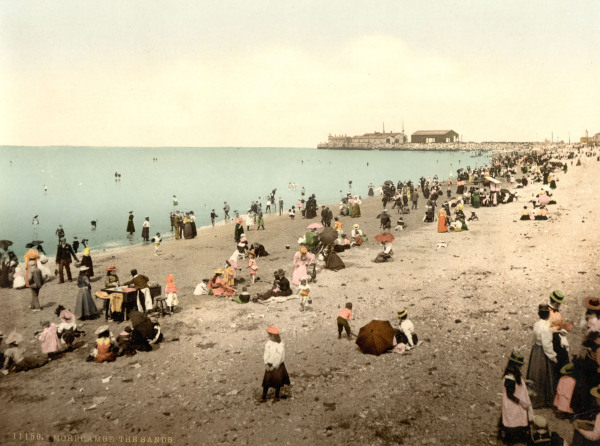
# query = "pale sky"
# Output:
<box><xmin>1</xmin><ymin>0</ymin><xmax>598</xmax><ymax>147</ymax></box>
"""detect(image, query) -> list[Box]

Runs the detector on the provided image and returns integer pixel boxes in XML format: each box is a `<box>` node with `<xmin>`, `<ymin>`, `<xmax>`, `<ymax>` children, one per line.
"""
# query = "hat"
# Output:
<box><xmin>60</xmin><ymin>310</ymin><xmax>75</xmax><ymax>324</ymax></box>
<box><xmin>508</xmin><ymin>351</ymin><xmax>525</xmax><ymax>365</ymax></box>
<box><xmin>591</xmin><ymin>385</ymin><xmax>600</xmax><ymax>399</ymax></box>
<box><xmin>550</xmin><ymin>290</ymin><xmax>566</xmax><ymax>304</ymax></box>
<box><xmin>39</xmin><ymin>255</ymin><xmax>48</xmax><ymax>264</ymax></box>
<box><xmin>353</xmin><ymin>224</ymin><xmax>359</xmax><ymax>229</ymax></box>
<box><xmin>106</xmin><ymin>265</ymin><xmax>117</xmax><ymax>272</ymax></box>
<box><xmin>266</xmin><ymin>326</ymin><xmax>279</xmax><ymax>335</ymax></box>
<box><xmin>533</xmin><ymin>415</ymin><xmax>548</xmax><ymax>429</ymax></box>
<box><xmin>214</xmin><ymin>268</ymin><xmax>224</xmax><ymax>275</ymax></box>
<box><xmin>95</xmin><ymin>325</ymin><xmax>110</xmax><ymax>335</ymax></box>
<box><xmin>277</xmin><ymin>268</ymin><xmax>286</xmax><ymax>276</ymax></box>
<box><xmin>6</xmin><ymin>331</ymin><xmax>23</xmax><ymax>345</ymax></box>
<box><xmin>538</xmin><ymin>303</ymin><xmax>550</xmax><ymax>312</ymax></box>
<box><xmin>95</xmin><ymin>291</ymin><xmax>110</xmax><ymax>300</ymax></box>
<box><xmin>80</xmin><ymin>266</ymin><xmax>89</xmax><ymax>272</ymax></box>
<box><xmin>560</xmin><ymin>362</ymin><xmax>574</xmax><ymax>376</ymax></box>
<box><xmin>397</xmin><ymin>309</ymin><xmax>408</xmax><ymax>319</ymax></box>
<box><xmin>585</xmin><ymin>297</ymin><xmax>600</xmax><ymax>311</ymax></box>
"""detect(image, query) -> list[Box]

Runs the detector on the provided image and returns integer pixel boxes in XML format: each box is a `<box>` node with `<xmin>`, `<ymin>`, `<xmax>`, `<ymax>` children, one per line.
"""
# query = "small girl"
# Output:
<box><xmin>248</xmin><ymin>250</ymin><xmax>258</xmax><ymax>284</ymax></box>
<box><xmin>288</xmin><ymin>207</ymin><xmax>296</xmax><ymax>220</ymax></box>
<box><xmin>152</xmin><ymin>233</ymin><xmax>162</xmax><ymax>256</ymax></box>
<box><xmin>257</xmin><ymin>213</ymin><xmax>265</xmax><ymax>230</ymax></box>
<box><xmin>298</xmin><ymin>277</ymin><xmax>311</xmax><ymax>311</ymax></box>
<box><xmin>165</xmin><ymin>274</ymin><xmax>179</xmax><ymax>314</ymax></box>
<box><xmin>87</xmin><ymin>325</ymin><xmax>116</xmax><ymax>363</ymax></box>
<box><xmin>39</xmin><ymin>321</ymin><xmax>61</xmax><ymax>356</ymax></box>
<box><xmin>224</xmin><ymin>261</ymin><xmax>235</xmax><ymax>287</ymax></box>
<box><xmin>56</xmin><ymin>308</ymin><xmax>81</xmax><ymax>350</ymax></box>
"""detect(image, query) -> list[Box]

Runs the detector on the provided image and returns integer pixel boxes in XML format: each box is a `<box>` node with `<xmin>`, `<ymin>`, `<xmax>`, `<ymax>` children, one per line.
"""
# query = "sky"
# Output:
<box><xmin>1</xmin><ymin>0</ymin><xmax>599</xmax><ymax>147</ymax></box>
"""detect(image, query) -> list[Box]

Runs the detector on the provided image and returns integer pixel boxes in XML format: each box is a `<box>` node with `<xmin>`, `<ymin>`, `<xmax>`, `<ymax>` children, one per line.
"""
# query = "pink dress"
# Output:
<box><xmin>208</xmin><ymin>276</ymin><xmax>235</xmax><ymax>297</ymax></box>
<box><xmin>248</xmin><ymin>258</ymin><xmax>258</xmax><ymax>276</ymax></box>
<box><xmin>39</xmin><ymin>324</ymin><xmax>61</xmax><ymax>354</ymax></box>
<box><xmin>553</xmin><ymin>375</ymin><xmax>575</xmax><ymax>413</ymax></box>
<box><xmin>292</xmin><ymin>252</ymin><xmax>315</xmax><ymax>286</ymax></box>
<box><xmin>501</xmin><ymin>374</ymin><xmax>533</xmax><ymax>428</ymax></box>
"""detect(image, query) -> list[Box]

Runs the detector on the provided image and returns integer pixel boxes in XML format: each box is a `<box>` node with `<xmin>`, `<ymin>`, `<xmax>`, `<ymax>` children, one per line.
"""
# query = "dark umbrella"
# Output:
<box><xmin>0</xmin><ymin>240</ymin><xmax>13</xmax><ymax>251</ymax></box>
<box><xmin>319</xmin><ymin>227</ymin><xmax>338</xmax><ymax>245</ymax></box>
<box><xmin>129</xmin><ymin>310</ymin><xmax>154</xmax><ymax>338</ymax></box>
<box><xmin>375</xmin><ymin>212</ymin><xmax>389</xmax><ymax>219</ymax></box>
<box><xmin>355</xmin><ymin>320</ymin><xmax>396</xmax><ymax>356</ymax></box>
<box><xmin>25</xmin><ymin>240</ymin><xmax>44</xmax><ymax>248</ymax></box>
<box><xmin>375</xmin><ymin>233</ymin><xmax>395</xmax><ymax>243</ymax></box>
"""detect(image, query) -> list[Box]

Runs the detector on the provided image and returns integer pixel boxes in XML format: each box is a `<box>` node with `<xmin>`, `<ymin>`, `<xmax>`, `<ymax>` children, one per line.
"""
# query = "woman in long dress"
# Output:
<box><xmin>80</xmin><ymin>246</ymin><xmax>94</xmax><ymax>277</ymax></box>
<box><xmin>126</xmin><ymin>212</ymin><xmax>135</xmax><ymax>234</ymax></box>
<box><xmin>437</xmin><ymin>209</ymin><xmax>449</xmax><ymax>233</ymax></box>
<box><xmin>261</xmin><ymin>326</ymin><xmax>290</xmax><ymax>402</ymax></box>
<box><xmin>75</xmin><ymin>266</ymin><xmax>97</xmax><ymax>320</ymax></box>
<box><xmin>498</xmin><ymin>352</ymin><xmax>533</xmax><ymax>444</ymax></box>
<box><xmin>527</xmin><ymin>303</ymin><xmax>558</xmax><ymax>408</ymax></box>
<box><xmin>207</xmin><ymin>269</ymin><xmax>235</xmax><ymax>298</ymax></box>
<box><xmin>292</xmin><ymin>246</ymin><xmax>315</xmax><ymax>286</ymax></box>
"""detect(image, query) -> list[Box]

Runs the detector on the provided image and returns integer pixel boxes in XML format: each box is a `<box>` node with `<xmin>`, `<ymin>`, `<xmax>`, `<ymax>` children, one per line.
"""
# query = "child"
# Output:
<box><xmin>152</xmin><ymin>233</ymin><xmax>162</xmax><ymax>256</ymax></box>
<box><xmin>223</xmin><ymin>261</ymin><xmax>235</xmax><ymax>287</ymax></box>
<box><xmin>257</xmin><ymin>213</ymin><xmax>265</xmax><ymax>230</ymax></box>
<box><xmin>298</xmin><ymin>277</ymin><xmax>311</xmax><ymax>311</ymax></box>
<box><xmin>39</xmin><ymin>321</ymin><xmax>60</xmax><ymax>356</ymax></box>
<box><xmin>396</xmin><ymin>309</ymin><xmax>418</xmax><ymax>349</ymax></box>
<box><xmin>56</xmin><ymin>307</ymin><xmax>82</xmax><ymax>350</ymax></box>
<box><xmin>262</xmin><ymin>326</ymin><xmax>290</xmax><ymax>402</ymax></box>
<box><xmin>553</xmin><ymin>362</ymin><xmax>575</xmax><ymax>416</ymax></box>
<box><xmin>210</xmin><ymin>209</ymin><xmax>218</xmax><ymax>226</ymax></box>
<box><xmin>395</xmin><ymin>217</ymin><xmax>406</xmax><ymax>231</ymax></box>
<box><xmin>248</xmin><ymin>250</ymin><xmax>258</xmax><ymax>284</ymax></box>
<box><xmin>87</xmin><ymin>325</ymin><xmax>116</xmax><ymax>363</ymax></box>
<box><xmin>165</xmin><ymin>274</ymin><xmax>179</xmax><ymax>314</ymax></box>
<box><xmin>288</xmin><ymin>207</ymin><xmax>296</xmax><ymax>220</ymax></box>
<box><xmin>337</xmin><ymin>302</ymin><xmax>353</xmax><ymax>340</ymax></box>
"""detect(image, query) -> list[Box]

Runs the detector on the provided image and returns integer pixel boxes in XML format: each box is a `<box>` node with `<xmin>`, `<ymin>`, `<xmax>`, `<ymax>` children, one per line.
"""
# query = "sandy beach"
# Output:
<box><xmin>1</xmin><ymin>155</ymin><xmax>599</xmax><ymax>445</ymax></box>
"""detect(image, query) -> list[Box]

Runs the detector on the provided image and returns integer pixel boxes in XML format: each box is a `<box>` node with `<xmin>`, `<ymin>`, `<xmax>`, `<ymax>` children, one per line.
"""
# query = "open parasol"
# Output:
<box><xmin>319</xmin><ymin>227</ymin><xmax>338</xmax><ymax>245</ymax></box>
<box><xmin>306</xmin><ymin>223</ymin><xmax>323</xmax><ymax>230</ymax></box>
<box><xmin>0</xmin><ymin>240</ymin><xmax>13</xmax><ymax>251</ymax></box>
<box><xmin>25</xmin><ymin>241</ymin><xmax>44</xmax><ymax>248</ymax></box>
<box><xmin>375</xmin><ymin>233</ymin><xmax>395</xmax><ymax>243</ymax></box>
<box><xmin>129</xmin><ymin>310</ymin><xmax>155</xmax><ymax>339</ymax></box>
<box><xmin>355</xmin><ymin>320</ymin><xmax>396</xmax><ymax>356</ymax></box>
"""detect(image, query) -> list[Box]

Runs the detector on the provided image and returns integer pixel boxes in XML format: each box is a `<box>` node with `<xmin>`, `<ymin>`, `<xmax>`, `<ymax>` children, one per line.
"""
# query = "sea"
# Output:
<box><xmin>0</xmin><ymin>146</ymin><xmax>490</xmax><ymax>258</ymax></box>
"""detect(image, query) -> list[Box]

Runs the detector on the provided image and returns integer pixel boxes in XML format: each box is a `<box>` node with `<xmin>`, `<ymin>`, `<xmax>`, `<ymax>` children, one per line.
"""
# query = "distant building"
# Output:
<box><xmin>352</xmin><ymin>132</ymin><xmax>408</xmax><ymax>145</ymax></box>
<box><xmin>411</xmin><ymin>130</ymin><xmax>459</xmax><ymax>144</ymax></box>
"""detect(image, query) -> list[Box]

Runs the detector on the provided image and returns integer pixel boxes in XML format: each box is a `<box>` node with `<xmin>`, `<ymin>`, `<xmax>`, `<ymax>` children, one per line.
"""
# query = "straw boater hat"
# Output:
<box><xmin>214</xmin><ymin>269</ymin><xmax>224</xmax><ymax>275</ymax></box>
<box><xmin>266</xmin><ymin>326</ymin><xmax>279</xmax><ymax>335</ymax></box>
<box><xmin>533</xmin><ymin>415</ymin><xmax>548</xmax><ymax>429</ymax></box>
<box><xmin>95</xmin><ymin>325</ymin><xmax>110</xmax><ymax>335</ymax></box>
<box><xmin>60</xmin><ymin>310</ymin><xmax>75</xmax><ymax>324</ymax></box>
<box><xmin>106</xmin><ymin>265</ymin><xmax>117</xmax><ymax>272</ymax></box>
<box><xmin>508</xmin><ymin>352</ymin><xmax>525</xmax><ymax>366</ymax></box>
<box><xmin>397</xmin><ymin>309</ymin><xmax>408</xmax><ymax>319</ymax></box>
<box><xmin>560</xmin><ymin>362</ymin><xmax>574</xmax><ymax>376</ymax></box>
<box><xmin>585</xmin><ymin>297</ymin><xmax>600</xmax><ymax>311</ymax></box>
<box><xmin>353</xmin><ymin>224</ymin><xmax>359</xmax><ymax>229</ymax></box>
<box><xmin>6</xmin><ymin>331</ymin><xmax>23</xmax><ymax>345</ymax></box>
<box><xmin>550</xmin><ymin>290</ymin><xmax>566</xmax><ymax>305</ymax></box>
<box><xmin>591</xmin><ymin>385</ymin><xmax>600</xmax><ymax>399</ymax></box>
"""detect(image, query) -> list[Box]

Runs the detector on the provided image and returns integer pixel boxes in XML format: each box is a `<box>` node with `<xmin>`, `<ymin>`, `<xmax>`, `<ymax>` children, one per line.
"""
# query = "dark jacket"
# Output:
<box><xmin>124</xmin><ymin>274</ymin><xmax>150</xmax><ymax>290</ymax></box>
<box><xmin>56</xmin><ymin>243</ymin><xmax>78</xmax><ymax>263</ymax></box>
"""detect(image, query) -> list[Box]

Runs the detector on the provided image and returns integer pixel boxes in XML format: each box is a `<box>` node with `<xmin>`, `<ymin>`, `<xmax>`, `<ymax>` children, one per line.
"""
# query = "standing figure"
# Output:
<box><xmin>74</xmin><ymin>266</ymin><xmax>98</xmax><ymax>320</ymax></box>
<box><xmin>298</xmin><ymin>278</ymin><xmax>310</xmax><ymax>311</ymax></box>
<box><xmin>165</xmin><ymin>274</ymin><xmax>179</xmax><ymax>314</ymax></box>
<box><xmin>498</xmin><ymin>353</ymin><xmax>533</xmax><ymax>445</ymax></box>
<box><xmin>32</xmin><ymin>215</ymin><xmax>39</xmax><ymax>238</ymax></box>
<box><xmin>261</xmin><ymin>327</ymin><xmax>290</xmax><ymax>402</ymax></box>
<box><xmin>126</xmin><ymin>211</ymin><xmax>135</xmax><ymax>235</ymax></box>
<box><xmin>292</xmin><ymin>246</ymin><xmax>315</xmax><ymax>286</ymax></box>
<box><xmin>152</xmin><ymin>233</ymin><xmax>161</xmax><ymax>256</ymax></box>
<box><xmin>172</xmin><ymin>195</ymin><xmax>178</xmax><ymax>206</ymax></box>
<box><xmin>248</xmin><ymin>250</ymin><xmax>258</xmax><ymax>284</ymax></box>
<box><xmin>211</xmin><ymin>209</ymin><xmax>218</xmax><ymax>227</ymax></box>
<box><xmin>527</xmin><ymin>303</ymin><xmax>558</xmax><ymax>409</ymax></box>
<box><xmin>27</xmin><ymin>260</ymin><xmax>43</xmax><ymax>311</ymax></box>
<box><xmin>56</xmin><ymin>238</ymin><xmax>78</xmax><ymax>283</ymax></box>
<box><xmin>173</xmin><ymin>212</ymin><xmax>181</xmax><ymax>240</ymax></box>
<box><xmin>142</xmin><ymin>217</ymin><xmax>150</xmax><ymax>241</ymax></box>
<box><xmin>80</xmin><ymin>246</ymin><xmax>94</xmax><ymax>277</ymax></box>
<box><xmin>223</xmin><ymin>202</ymin><xmax>230</xmax><ymax>220</ymax></box>
<box><xmin>234</xmin><ymin>217</ymin><xmax>245</xmax><ymax>242</ymax></box>
<box><xmin>123</xmin><ymin>269</ymin><xmax>152</xmax><ymax>312</ymax></box>
<box><xmin>55</xmin><ymin>225</ymin><xmax>65</xmax><ymax>240</ymax></box>
<box><xmin>337</xmin><ymin>302</ymin><xmax>353</xmax><ymax>339</ymax></box>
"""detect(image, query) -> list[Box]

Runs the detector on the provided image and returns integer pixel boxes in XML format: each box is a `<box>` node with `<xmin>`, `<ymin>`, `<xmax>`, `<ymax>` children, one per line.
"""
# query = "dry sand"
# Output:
<box><xmin>1</xmin><ymin>157</ymin><xmax>599</xmax><ymax>445</ymax></box>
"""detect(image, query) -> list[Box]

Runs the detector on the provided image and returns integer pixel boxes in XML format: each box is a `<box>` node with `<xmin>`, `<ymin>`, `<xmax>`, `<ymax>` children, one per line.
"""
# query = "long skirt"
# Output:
<box><xmin>183</xmin><ymin>223</ymin><xmax>193</xmax><ymax>239</ymax></box>
<box><xmin>325</xmin><ymin>251</ymin><xmax>345</xmax><ymax>271</ymax></box>
<box><xmin>351</xmin><ymin>204</ymin><xmax>361</xmax><ymax>218</ymax></box>
<box><xmin>75</xmin><ymin>287</ymin><xmax>98</xmax><ymax>319</ymax></box>
<box><xmin>191</xmin><ymin>222</ymin><xmax>197</xmax><ymax>237</ymax></box>
<box><xmin>141</xmin><ymin>226</ymin><xmax>149</xmax><ymax>240</ymax></box>
<box><xmin>262</xmin><ymin>363</ymin><xmax>291</xmax><ymax>389</ymax></box>
<box><xmin>526</xmin><ymin>344</ymin><xmax>557</xmax><ymax>409</ymax></box>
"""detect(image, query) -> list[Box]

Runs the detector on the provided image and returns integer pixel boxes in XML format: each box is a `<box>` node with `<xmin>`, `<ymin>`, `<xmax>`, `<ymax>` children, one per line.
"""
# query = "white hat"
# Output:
<box><xmin>95</xmin><ymin>325</ymin><xmax>110</xmax><ymax>335</ymax></box>
<box><xmin>80</xmin><ymin>266</ymin><xmax>89</xmax><ymax>272</ymax></box>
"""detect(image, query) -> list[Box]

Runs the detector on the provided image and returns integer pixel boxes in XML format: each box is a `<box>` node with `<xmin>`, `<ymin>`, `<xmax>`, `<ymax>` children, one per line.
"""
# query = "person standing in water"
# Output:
<box><xmin>126</xmin><ymin>212</ymin><xmax>135</xmax><ymax>236</ymax></box>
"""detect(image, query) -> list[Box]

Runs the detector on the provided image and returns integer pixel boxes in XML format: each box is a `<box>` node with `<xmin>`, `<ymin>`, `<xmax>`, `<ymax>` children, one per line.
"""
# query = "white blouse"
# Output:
<box><xmin>263</xmin><ymin>340</ymin><xmax>285</xmax><ymax>368</ymax></box>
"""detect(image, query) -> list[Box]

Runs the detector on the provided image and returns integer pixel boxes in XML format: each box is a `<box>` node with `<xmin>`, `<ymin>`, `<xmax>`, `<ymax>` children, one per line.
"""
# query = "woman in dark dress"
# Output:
<box><xmin>75</xmin><ymin>266</ymin><xmax>97</xmax><ymax>320</ymax></box>
<box><xmin>80</xmin><ymin>247</ymin><xmax>94</xmax><ymax>277</ymax></box>
<box><xmin>126</xmin><ymin>212</ymin><xmax>135</xmax><ymax>235</ymax></box>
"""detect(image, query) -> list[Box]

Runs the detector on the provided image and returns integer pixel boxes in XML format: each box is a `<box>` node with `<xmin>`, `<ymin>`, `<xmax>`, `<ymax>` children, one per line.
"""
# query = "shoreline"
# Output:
<box><xmin>1</xmin><ymin>153</ymin><xmax>598</xmax><ymax>444</ymax></box>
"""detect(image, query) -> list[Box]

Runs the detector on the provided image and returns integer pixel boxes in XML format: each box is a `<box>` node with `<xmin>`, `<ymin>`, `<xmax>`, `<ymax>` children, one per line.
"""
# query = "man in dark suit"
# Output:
<box><xmin>123</xmin><ymin>269</ymin><xmax>152</xmax><ymax>312</ymax></box>
<box><xmin>56</xmin><ymin>238</ymin><xmax>79</xmax><ymax>283</ymax></box>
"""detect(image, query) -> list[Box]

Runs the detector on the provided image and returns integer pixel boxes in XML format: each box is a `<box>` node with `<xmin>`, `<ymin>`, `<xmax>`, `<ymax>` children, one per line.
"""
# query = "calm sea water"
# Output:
<box><xmin>0</xmin><ymin>146</ymin><xmax>490</xmax><ymax>258</ymax></box>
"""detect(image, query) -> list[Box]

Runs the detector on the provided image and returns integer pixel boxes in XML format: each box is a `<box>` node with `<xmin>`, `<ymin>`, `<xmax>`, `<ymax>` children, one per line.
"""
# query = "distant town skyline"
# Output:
<box><xmin>1</xmin><ymin>1</ymin><xmax>598</xmax><ymax>147</ymax></box>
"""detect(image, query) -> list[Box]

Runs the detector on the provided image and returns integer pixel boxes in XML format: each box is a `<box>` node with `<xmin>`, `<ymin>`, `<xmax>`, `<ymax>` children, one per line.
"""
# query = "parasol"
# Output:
<box><xmin>0</xmin><ymin>240</ymin><xmax>13</xmax><ymax>251</ymax></box>
<box><xmin>306</xmin><ymin>223</ymin><xmax>323</xmax><ymax>230</ymax></box>
<box><xmin>319</xmin><ymin>227</ymin><xmax>338</xmax><ymax>245</ymax></box>
<box><xmin>25</xmin><ymin>241</ymin><xmax>44</xmax><ymax>248</ymax></box>
<box><xmin>375</xmin><ymin>212</ymin><xmax>389</xmax><ymax>219</ymax></box>
<box><xmin>129</xmin><ymin>310</ymin><xmax>155</xmax><ymax>339</ymax></box>
<box><xmin>375</xmin><ymin>233</ymin><xmax>395</xmax><ymax>243</ymax></box>
<box><xmin>355</xmin><ymin>320</ymin><xmax>396</xmax><ymax>356</ymax></box>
